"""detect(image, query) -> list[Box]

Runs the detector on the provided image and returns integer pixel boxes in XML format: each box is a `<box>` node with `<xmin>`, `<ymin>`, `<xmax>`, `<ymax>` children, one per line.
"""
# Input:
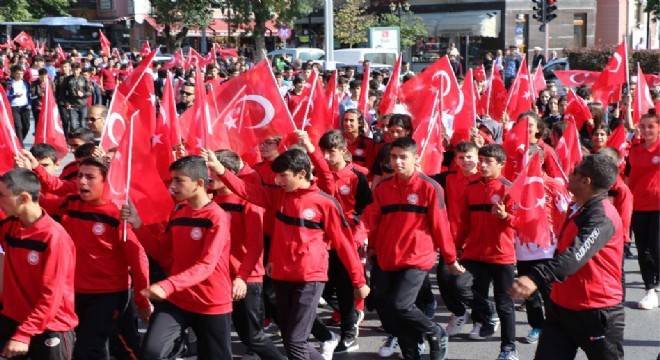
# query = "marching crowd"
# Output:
<box><xmin>0</xmin><ymin>43</ymin><xmax>658</xmax><ymax>360</ymax></box>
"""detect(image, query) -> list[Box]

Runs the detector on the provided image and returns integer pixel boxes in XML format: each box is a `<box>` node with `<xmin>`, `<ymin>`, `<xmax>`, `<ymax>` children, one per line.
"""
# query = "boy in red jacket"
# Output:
<box><xmin>455</xmin><ymin>144</ymin><xmax>518</xmax><ymax>360</ymax></box>
<box><xmin>204</xmin><ymin>147</ymin><xmax>369</xmax><ymax>360</ymax></box>
<box><xmin>361</xmin><ymin>137</ymin><xmax>463</xmax><ymax>360</ymax></box>
<box><xmin>122</xmin><ymin>156</ymin><xmax>233</xmax><ymax>359</ymax></box>
<box><xmin>0</xmin><ymin>168</ymin><xmax>77</xmax><ymax>359</ymax></box>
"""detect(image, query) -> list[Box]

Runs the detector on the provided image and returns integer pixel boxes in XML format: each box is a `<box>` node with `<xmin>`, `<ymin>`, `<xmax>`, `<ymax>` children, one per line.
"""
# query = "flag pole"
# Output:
<box><xmin>301</xmin><ymin>72</ymin><xmax>318</xmax><ymax>130</ymax></box>
<box><xmin>122</xmin><ymin>111</ymin><xmax>139</xmax><ymax>242</ymax></box>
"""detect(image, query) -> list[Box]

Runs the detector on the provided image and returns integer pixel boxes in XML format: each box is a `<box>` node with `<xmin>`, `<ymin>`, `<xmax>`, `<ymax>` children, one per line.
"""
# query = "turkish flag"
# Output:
<box><xmin>162</xmin><ymin>49</ymin><xmax>185</xmax><ymax>70</ymax></box>
<box><xmin>291</xmin><ymin>70</ymin><xmax>330</xmax><ymax>145</ymax></box>
<box><xmin>553</xmin><ymin>70</ymin><xmax>599</xmax><ymax>87</ymax></box>
<box><xmin>555</xmin><ymin>119</ymin><xmax>583</xmax><ymax>177</ymax></box>
<box><xmin>633</xmin><ymin>63</ymin><xmax>654</xmax><ymax>125</ymax></box>
<box><xmin>591</xmin><ymin>40</ymin><xmax>628</xmax><ymax>105</ymax></box>
<box><xmin>453</xmin><ymin>68</ymin><xmax>477</xmax><ymax>134</ymax></box>
<box><xmin>506</xmin><ymin>152</ymin><xmax>552</xmax><ymax>249</ymax></box>
<box><xmin>532</xmin><ymin>64</ymin><xmax>546</xmax><ymax>100</ymax></box>
<box><xmin>34</xmin><ymin>81</ymin><xmax>67</xmax><ymax>159</ymax></box>
<box><xmin>185</xmin><ymin>68</ymin><xmax>214</xmax><ymax>155</ymax></box>
<box><xmin>564</xmin><ymin>88</ymin><xmax>592</xmax><ymax>130</ymax></box>
<box><xmin>56</xmin><ymin>44</ymin><xmax>67</xmax><ymax>61</ymax></box>
<box><xmin>13</xmin><ymin>31</ymin><xmax>35</xmax><ymax>50</ymax></box>
<box><xmin>0</xmin><ymin>86</ymin><xmax>22</xmax><ymax>173</ymax></box>
<box><xmin>645</xmin><ymin>74</ymin><xmax>660</xmax><ymax>88</ymax></box>
<box><xmin>140</xmin><ymin>41</ymin><xmax>151</xmax><ymax>57</ymax></box>
<box><xmin>153</xmin><ymin>74</ymin><xmax>180</xmax><ymax>180</ymax></box>
<box><xmin>503</xmin><ymin>116</ymin><xmax>530</xmax><ymax>181</ymax></box>
<box><xmin>412</xmin><ymin>83</ymin><xmax>444</xmax><ymax>175</ymax></box>
<box><xmin>218</xmin><ymin>48</ymin><xmax>238</xmax><ymax>60</ymax></box>
<box><xmin>606</xmin><ymin>122</ymin><xmax>628</xmax><ymax>161</ymax></box>
<box><xmin>99</xmin><ymin>31</ymin><xmax>112</xmax><ymax>56</ymax></box>
<box><xmin>112</xmin><ymin>48</ymin><xmax>122</xmax><ymax>59</ymax></box>
<box><xmin>378</xmin><ymin>53</ymin><xmax>401</xmax><ymax>115</ymax></box>
<box><xmin>325</xmin><ymin>70</ymin><xmax>340</xmax><ymax>129</ymax></box>
<box><xmin>105</xmin><ymin>111</ymin><xmax>174</xmax><ymax>226</ymax></box>
<box><xmin>187</xmin><ymin>48</ymin><xmax>205</xmax><ymax>68</ymax></box>
<box><xmin>505</xmin><ymin>57</ymin><xmax>534</xmax><ymax>122</ymax></box>
<box><xmin>478</xmin><ymin>61</ymin><xmax>508</xmax><ymax>121</ymax></box>
<box><xmin>100</xmin><ymin>91</ymin><xmax>130</xmax><ymax>151</ymax></box>
<box><xmin>357</xmin><ymin>63</ymin><xmax>371</xmax><ymax>116</ymax></box>
<box><xmin>400</xmin><ymin>56</ymin><xmax>463</xmax><ymax>128</ymax></box>
<box><xmin>118</xmin><ymin>50</ymin><xmax>157</xmax><ymax>95</ymax></box>
<box><xmin>474</xmin><ymin>65</ymin><xmax>486</xmax><ymax>83</ymax></box>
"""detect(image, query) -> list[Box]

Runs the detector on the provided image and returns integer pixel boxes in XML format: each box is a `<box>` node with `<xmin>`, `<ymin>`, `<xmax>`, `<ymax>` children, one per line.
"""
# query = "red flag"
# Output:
<box><xmin>162</xmin><ymin>50</ymin><xmax>184</xmax><ymax>70</ymax></box>
<box><xmin>453</xmin><ymin>68</ymin><xmax>477</xmax><ymax>134</ymax></box>
<box><xmin>645</xmin><ymin>74</ymin><xmax>660</xmax><ymax>88</ymax></box>
<box><xmin>99</xmin><ymin>31</ymin><xmax>112</xmax><ymax>56</ymax></box>
<box><xmin>187</xmin><ymin>48</ymin><xmax>205</xmax><ymax>68</ymax></box>
<box><xmin>564</xmin><ymin>88</ymin><xmax>592</xmax><ymax>130</ymax></box>
<box><xmin>412</xmin><ymin>81</ymin><xmax>444</xmax><ymax>175</ymax></box>
<box><xmin>56</xmin><ymin>44</ymin><xmax>67</xmax><ymax>61</ymax></box>
<box><xmin>553</xmin><ymin>70</ymin><xmax>599</xmax><ymax>87</ymax></box>
<box><xmin>505</xmin><ymin>57</ymin><xmax>534</xmax><ymax>122</ymax></box>
<box><xmin>112</xmin><ymin>48</ymin><xmax>122</xmax><ymax>59</ymax></box>
<box><xmin>13</xmin><ymin>31</ymin><xmax>35</xmax><ymax>50</ymax></box>
<box><xmin>532</xmin><ymin>64</ymin><xmax>546</xmax><ymax>99</ymax></box>
<box><xmin>325</xmin><ymin>70</ymin><xmax>340</xmax><ymax>128</ymax></box>
<box><xmin>503</xmin><ymin>116</ymin><xmax>530</xmax><ymax>181</ymax></box>
<box><xmin>117</xmin><ymin>50</ymin><xmax>157</xmax><ymax>95</ymax></box>
<box><xmin>633</xmin><ymin>63</ymin><xmax>654</xmax><ymax>125</ymax></box>
<box><xmin>357</xmin><ymin>63</ymin><xmax>371</xmax><ymax>116</ymax></box>
<box><xmin>105</xmin><ymin>112</ymin><xmax>174</xmax><ymax>226</ymax></box>
<box><xmin>153</xmin><ymin>75</ymin><xmax>180</xmax><ymax>180</ymax></box>
<box><xmin>591</xmin><ymin>40</ymin><xmax>628</xmax><ymax>105</ymax></box>
<box><xmin>0</xmin><ymin>86</ymin><xmax>22</xmax><ymax>173</ymax></box>
<box><xmin>218</xmin><ymin>48</ymin><xmax>238</xmax><ymax>60</ymax></box>
<box><xmin>400</xmin><ymin>56</ymin><xmax>463</xmax><ymax>128</ymax></box>
<box><xmin>478</xmin><ymin>61</ymin><xmax>508</xmax><ymax>121</ymax></box>
<box><xmin>378</xmin><ymin>53</ymin><xmax>402</xmax><ymax>115</ymax></box>
<box><xmin>140</xmin><ymin>41</ymin><xmax>151</xmax><ymax>57</ymax></box>
<box><xmin>474</xmin><ymin>65</ymin><xmax>486</xmax><ymax>83</ymax></box>
<box><xmin>185</xmin><ymin>69</ymin><xmax>214</xmax><ymax>155</ymax></box>
<box><xmin>606</xmin><ymin>122</ymin><xmax>628</xmax><ymax>160</ymax></box>
<box><xmin>34</xmin><ymin>81</ymin><xmax>67</xmax><ymax>158</ymax></box>
<box><xmin>300</xmin><ymin>71</ymin><xmax>331</xmax><ymax>145</ymax></box>
<box><xmin>100</xmin><ymin>91</ymin><xmax>130</xmax><ymax>151</ymax></box>
<box><xmin>555</xmin><ymin>119</ymin><xmax>583</xmax><ymax>177</ymax></box>
<box><xmin>506</xmin><ymin>152</ymin><xmax>552</xmax><ymax>248</ymax></box>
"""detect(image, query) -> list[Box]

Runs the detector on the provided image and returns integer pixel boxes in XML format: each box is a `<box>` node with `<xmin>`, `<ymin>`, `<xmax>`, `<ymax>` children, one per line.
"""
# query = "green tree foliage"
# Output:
<box><xmin>334</xmin><ymin>0</ymin><xmax>375</xmax><ymax>48</ymax></box>
<box><xmin>645</xmin><ymin>0</ymin><xmax>660</xmax><ymax>22</ymax></box>
<box><xmin>0</xmin><ymin>0</ymin><xmax>71</xmax><ymax>21</ymax></box>
<box><xmin>151</xmin><ymin>0</ymin><xmax>214</xmax><ymax>52</ymax></box>
<box><xmin>378</xmin><ymin>11</ymin><xmax>427</xmax><ymax>49</ymax></box>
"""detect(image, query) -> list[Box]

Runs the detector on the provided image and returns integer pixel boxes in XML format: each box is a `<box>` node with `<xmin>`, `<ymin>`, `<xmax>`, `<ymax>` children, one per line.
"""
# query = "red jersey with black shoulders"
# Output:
<box><xmin>135</xmin><ymin>202</ymin><xmax>232</xmax><ymax>315</ymax></box>
<box><xmin>608</xmin><ymin>176</ymin><xmax>633</xmax><ymax>243</ymax></box>
<box><xmin>627</xmin><ymin>140</ymin><xmax>660</xmax><ymax>211</ymax></box>
<box><xmin>0</xmin><ymin>213</ymin><xmax>78</xmax><ymax>345</ymax></box>
<box><xmin>346</xmin><ymin>135</ymin><xmax>375</xmax><ymax>172</ymax></box>
<box><xmin>59</xmin><ymin>161</ymin><xmax>79</xmax><ymax>181</ymax></box>
<box><xmin>252</xmin><ymin>160</ymin><xmax>278</xmax><ymax>237</ymax></box>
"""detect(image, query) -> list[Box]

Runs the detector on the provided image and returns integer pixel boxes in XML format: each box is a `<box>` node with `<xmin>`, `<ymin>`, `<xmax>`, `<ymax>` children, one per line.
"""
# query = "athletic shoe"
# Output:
<box><xmin>479</xmin><ymin>316</ymin><xmax>500</xmax><ymax>338</ymax></box>
<box><xmin>334</xmin><ymin>337</ymin><xmax>359</xmax><ymax>354</ymax></box>
<box><xmin>397</xmin><ymin>342</ymin><xmax>425</xmax><ymax>359</ymax></box>
<box><xmin>638</xmin><ymin>289</ymin><xmax>659</xmax><ymax>309</ymax></box>
<box><xmin>469</xmin><ymin>322</ymin><xmax>484</xmax><ymax>340</ymax></box>
<box><xmin>446</xmin><ymin>313</ymin><xmax>467</xmax><ymax>336</ymax></box>
<box><xmin>378</xmin><ymin>335</ymin><xmax>399</xmax><ymax>357</ymax></box>
<box><xmin>354</xmin><ymin>309</ymin><xmax>365</xmax><ymax>337</ymax></box>
<box><xmin>319</xmin><ymin>297</ymin><xmax>328</xmax><ymax>306</ymax></box>
<box><xmin>426</xmin><ymin>324</ymin><xmax>449</xmax><ymax>360</ymax></box>
<box><xmin>421</xmin><ymin>299</ymin><xmax>437</xmax><ymax>320</ymax></box>
<box><xmin>496</xmin><ymin>349</ymin><xmax>519</xmax><ymax>360</ymax></box>
<box><xmin>320</xmin><ymin>332</ymin><xmax>340</xmax><ymax>360</ymax></box>
<box><xmin>524</xmin><ymin>328</ymin><xmax>541</xmax><ymax>344</ymax></box>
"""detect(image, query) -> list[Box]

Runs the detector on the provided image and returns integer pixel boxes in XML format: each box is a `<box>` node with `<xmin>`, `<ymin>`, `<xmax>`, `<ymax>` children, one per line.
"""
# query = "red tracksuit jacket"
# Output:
<box><xmin>0</xmin><ymin>213</ymin><xmax>78</xmax><ymax>345</ymax></box>
<box><xmin>42</xmin><ymin>195</ymin><xmax>150</xmax><ymax>311</ymax></box>
<box><xmin>34</xmin><ymin>165</ymin><xmax>78</xmax><ymax>197</ymax></box>
<box><xmin>346</xmin><ymin>135</ymin><xmax>376</xmax><ymax>173</ymax></box>
<box><xmin>213</xmin><ymin>193</ymin><xmax>265</xmax><ymax>283</ymax></box>
<box><xmin>362</xmin><ymin>171</ymin><xmax>457</xmax><ymax>271</ymax></box>
<box><xmin>456</xmin><ymin>176</ymin><xmax>517</xmax><ymax>265</ymax></box>
<box><xmin>136</xmin><ymin>202</ymin><xmax>232</xmax><ymax>315</ymax></box>
<box><xmin>527</xmin><ymin>194</ymin><xmax>624</xmax><ymax>311</ymax></box>
<box><xmin>252</xmin><ymin>160</ymin><xmax>278</xmax><ymax>238</ymax></box>
<box><xmin>440</xmin><ymin>170</ymin><xmax>480</xmax><ymax>244</ymax></box>
<box><xmin>59</xmin><ymin>161</ymin><xmax>79</xmax><ymax>181</ymax></box>
<box><xmin>608</xmin><ymin>176</ymin><xmax>633</xmax><ymax>243</ymax></box>
<box><xmin>627</xmin><ymin>140</ymin><xmax>660</xmax><ymax>211</ymax></box>
<box><xmin>220</xmin><ymin>170</ymin><xmax>366</xmax><ymax>287</ymax></box>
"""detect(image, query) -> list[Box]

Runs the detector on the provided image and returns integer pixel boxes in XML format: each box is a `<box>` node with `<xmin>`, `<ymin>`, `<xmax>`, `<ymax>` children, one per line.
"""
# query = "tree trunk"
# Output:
<box><xmin>253</xmin><ymin>12</ymin><xmax>268</xmax><ymax>62</ymax></box>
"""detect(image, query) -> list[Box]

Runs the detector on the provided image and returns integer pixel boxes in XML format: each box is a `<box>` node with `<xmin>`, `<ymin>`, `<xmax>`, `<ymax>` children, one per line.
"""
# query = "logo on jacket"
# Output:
<box><xmin>92</xmin><ymin>222</ymin><xmax>106</xmax><ymax>235</ymax></box>
<box><xmin>302</xmin><ymin>208</ymin><xmax>316</xmax><ymax>220</ymax></box>
<box><xmin>339</xmin><ymin>185</ymin><xmax>351</xmax><ymax>195</ymax></box>
<box><xmin>490</xmin><ymin>194</ymin><xmax>501</xmax><ymax>204</ymax></box>
<box><xmin>190</xmin><ymin>227</ymin><xmax>203</xmax><ymax>240</ymax></box>
<box><xmin>27</xmin><ymin>250</ymin><xmax>39</xmax><ymax>265</ymax></box>
<box><xmin>653</xmin><ymin>156</ymin><xmax>660</xmax><ymax>165</ymax></box>
<box><xmin>354</xmin><ymin>149</ymin><xmax>364</xmax><ymax>156</ymax></box>
<box><xmin>407</xmin><ymin>194</ymin><xmax>419</xmax><ymax>204</ymax></box>
<box><xmin>44</xmin><ymin>337</ymin><xmax>61</xmax><ymax>347</ymax></box>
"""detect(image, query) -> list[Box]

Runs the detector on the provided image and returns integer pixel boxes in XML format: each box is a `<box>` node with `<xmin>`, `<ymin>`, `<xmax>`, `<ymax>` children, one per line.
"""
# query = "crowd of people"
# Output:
<box><xmin>0</xmin><ymin>43</ymin><xmax>658</xmax><ymax>360</ymax></box>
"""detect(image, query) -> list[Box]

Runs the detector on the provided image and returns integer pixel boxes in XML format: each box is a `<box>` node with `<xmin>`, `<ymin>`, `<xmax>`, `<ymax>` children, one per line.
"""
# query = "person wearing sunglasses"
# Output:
<box><xmin>84</xmin><ymin>105</ymin><xmax>107</xmax><ymax>145</ymax></box>
<box><xmin>176</xmin><ymin>82</ymin><xmax>195</xmax><ymax>115</ymax></box>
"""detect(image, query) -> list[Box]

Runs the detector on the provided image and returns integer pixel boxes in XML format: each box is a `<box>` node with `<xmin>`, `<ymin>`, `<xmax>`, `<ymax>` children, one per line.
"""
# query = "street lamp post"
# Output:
<box><xmin>389</xmin><ymin>1</ymin><xmax>410</xmax><ymax>20</ymax></box>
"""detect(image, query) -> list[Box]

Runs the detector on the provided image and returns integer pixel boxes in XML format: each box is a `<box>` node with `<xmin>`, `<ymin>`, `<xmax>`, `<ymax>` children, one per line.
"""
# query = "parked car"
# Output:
<box><xmin>332</xmin><ymin>48</ymin><xmax>398</xmax><ymax>68</ymax></box>
<box><xmin>267</xmin><ymin>48</ymin><xmax>325</xmax><ymax>62</ymax></box>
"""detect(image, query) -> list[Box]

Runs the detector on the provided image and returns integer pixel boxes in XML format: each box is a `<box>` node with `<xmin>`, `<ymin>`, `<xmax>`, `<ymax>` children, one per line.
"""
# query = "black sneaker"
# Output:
<box><xmin>426</xmin><ymin>324</ymin><xmax>449</xmax><ymax>360</ymax></box>
<box><xmin>333</xmin><ymin>337</ymin><xmax>359</xmax><ymax>353</ymax></box>
<box><xmin>479</xmin><ymin>316</ymin><xmax>500</xmax><ymax>338</ymax></box>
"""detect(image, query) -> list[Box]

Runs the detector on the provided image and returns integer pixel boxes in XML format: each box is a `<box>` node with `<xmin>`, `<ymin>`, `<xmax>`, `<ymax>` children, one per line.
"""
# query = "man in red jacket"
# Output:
<box><xmin>204</xmin><ymin>147</ymin><xmax>369</xmax><ymax>360</ymax></box>
<box><xmin>0</xmin><ymin>168</ymin><xmax>77</xmax><ymax>359</ymax></box>
<box><xmin>510</xmin><ymin>154</ymin><xmax>625</xmax><ymax>360</ymax></box>
<box><xmin>362</xmin><ymin>137</ymin><xmax>463</xmax><ymax>360</ymax></box>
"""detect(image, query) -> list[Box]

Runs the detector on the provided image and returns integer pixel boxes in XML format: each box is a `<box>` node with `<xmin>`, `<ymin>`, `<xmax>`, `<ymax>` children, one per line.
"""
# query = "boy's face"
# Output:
<box><xmin>274</xmin><ymin>170</ymin><xmax>306</xmax><ymax>192</ymax></box>
<box><xmin>0</xmin><ymin>182</ymin><xmax>21</xmax><ymax>217</ymax></box>
<box><xmin>38</xmin><ymin>157</ymin><xmax>60</xmax><ymax>176</ymax></box>
<box><xmin>455</xmin><ymin>150</ymin><xmax>478</xmax><ymax>173</ymax></box>
<box><xmin>77</xmin><ymin>165</ymin><xmax>105</xmax><ymax>203</ymax></box>
<box><xmin>323</xmin><ymin>148</ymin><xmax>347</xmax><ymax>169</ymax></box>
<box><xmin>169</xmin><ymin>170</ymin><xmax>203</xmax><ymax>202</ymax></box>
<box><xmin>478</xmin><ymin>156</ymin><xmax>503</xmax><ymax>179</ymax></box>
<box><xmin>343</xmin><ymin>113</ymin><xmax>360</xmax><ymax>135</ymax></box>
<box><xmin>389</xmin><ymin>147</ymin><xmax>417</xmax><ymax>177</ymax></box>
<box><xmin>68</xmin><ymin>138</ymin><xmax>86</xmax><ymax>153</ymax></box>
<box><xmin>207</xmin><ymin>170</ymin><xmax>227</xmax><ymax>192</ymax></box>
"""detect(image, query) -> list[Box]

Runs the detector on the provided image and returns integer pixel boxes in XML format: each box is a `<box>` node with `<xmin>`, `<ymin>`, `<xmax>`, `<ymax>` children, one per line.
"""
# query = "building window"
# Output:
<box><xmin>98</xmin><ymin>0</ymin><xmax>113</xmax><ymax>10</ymax></box>
<box><xmin>573</xmin><ymin>14</ymin><xmax>586</xmax><ymax>47</ymax></box>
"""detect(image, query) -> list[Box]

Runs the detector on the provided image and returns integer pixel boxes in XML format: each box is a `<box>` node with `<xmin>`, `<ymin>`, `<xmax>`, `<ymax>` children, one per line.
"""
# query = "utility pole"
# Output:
<box><xmin>324</xmin><ymin>0</ymin><xmax>335</xmax><ymax>69</ymax></box>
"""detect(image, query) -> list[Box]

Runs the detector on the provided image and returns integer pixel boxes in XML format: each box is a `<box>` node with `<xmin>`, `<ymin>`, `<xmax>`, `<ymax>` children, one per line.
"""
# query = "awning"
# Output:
<box><xmin>150</xmin><ymin>17</ymin><xmax>277</xmax><ymax>37</ymax></box>
<box><xmin>418</xmin><ymin>10</ymin><xmax>501</xmax><ymax>38</ymax></box>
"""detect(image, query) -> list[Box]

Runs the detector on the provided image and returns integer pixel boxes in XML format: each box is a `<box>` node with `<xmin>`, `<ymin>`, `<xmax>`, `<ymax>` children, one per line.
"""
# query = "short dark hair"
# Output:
<box><xmin>292</xmin><ymin>74</ymin><xmax>306</xmax><ymax>85</ymax></box>
<box><xmin>454</xmin><ymin>141</ymin><xmax>479</xmax><ymax>154</ymax></box>
<box><xmin>387</xmin><ymin>114</ymin><xmax>414</xmax><ymax>134</ymax></box>
<box><xmin>38</xmin><ymin>68</ymin><xmax>49</xmax><ymax>76</ymax></box>
<box><xmin>588</xmin><ymin>103</ymin><xmax>605</xmax><ymax>128</ymax></box>
<box><xmin>478</xmin><ymin>144</ymin><xmax>507</xmax><ymax>163</ymax></box>
<box><xmin>390</xmin><ymin>136</ymin><xmax>417</xmax><ymax>154</ymax></box>
<box><xmin>271</xmin><ymin>148</ymin><xmax>312</xmax><ymax>180</ymax></box>
<box><xmin>597</xmin><ymin>146</ymin><xmax>620</xmax><ymax>164</ymax></box>
<box><xmin>74</xmin><ymin>143</ymin><xmax>98</xmax><ymax>160</ymax></box>
<box><xmin>551</xmin><ymin>121</ymin><xmax>569</xmax><ymax>138</ymax></box>
<box><xmin>319</xmin><ymin>129</ymin><xmax>347</xmax><ymax>150</ymax></box>
<box><xmin>169</xmin><ymin>156</ymin><xmax>209</xmax><ymax>187</ymax></box>
<box><xmin>577</xmin><ymin>154</ymin><xmax>618</xmax><ymax>191</ymax></box>
<box><xmin>78</xmin><ymin>156</ymin><xmax>109</xmax><ymax>180</ymax></box>
<box><xmin>10</xmin><ymin>64</ymin><xmax>23</xmax><ymax>73</ymax></box>
<box><xmin>30</xmin><ymin>143</ymin><xmax>58</xmax><ymax>163</ymax></box>
<box><xmin>576</xmin><ymin>85</ymin><xmax>592</xmax><ymax>100</ymax></box>
<box><xmin>215</xmin><ymin>150</ymin><xmax>241</xmax><ymax>175</ymax></box>
<box><xmin>68</xmin><ymin>127</ymin><xmax>95</xmax><ymax>143</ymax></box>
<box><xmin>349</xmin><ymin>79</ymin><xmax>361</xmax><ymax>90</ymax></box>
<box><xmin>0</xmin><ymin>168</ymin><xmax>40</xmax><ymax>202</ymax></box>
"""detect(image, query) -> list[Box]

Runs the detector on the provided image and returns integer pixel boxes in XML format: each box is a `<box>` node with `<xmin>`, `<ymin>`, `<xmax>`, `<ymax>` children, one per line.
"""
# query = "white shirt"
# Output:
<box><xmin>10</xmin><ymin>80</ymin><xmax>28</xmax><ymax>107</ymax></box>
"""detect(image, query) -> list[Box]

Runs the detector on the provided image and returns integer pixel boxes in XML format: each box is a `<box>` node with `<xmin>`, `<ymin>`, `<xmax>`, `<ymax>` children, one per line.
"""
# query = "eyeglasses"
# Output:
<box><xmin>181</xmin><ymin>91</ymin><xmax>194</xmax><ymax>97</ymax></box>
<box><xmin>260</xmin><ymin>140</ymin><xmax>279</xmax><ymax>147</ymax></box>
<box><xmin>85</xmin><ymin>116</ymin><xmax>103</xmax><ymax>122</ymax></box>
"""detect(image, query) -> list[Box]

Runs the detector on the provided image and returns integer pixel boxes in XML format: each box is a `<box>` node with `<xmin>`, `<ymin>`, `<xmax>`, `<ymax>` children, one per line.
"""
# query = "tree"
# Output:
<box><xmin>645</xmin><ymin>0</ymin><xmax>660</xmax><ymax>22</ymax></box>
<box><xmin>378</xmin><ymin>11</ymin><xmax>427</xmax><ymax>49</ymax></box>
<box><xmin>334</xmin><ymin>0</ymin><xmax>375</xmax><ymax>48</ymax></box>
<box><xmin>0</xmin><ymin>0</ymin><xmax>71</xmax><ymax>21</ymax></box>
<box><xmin>151</xmin><ymin>0</ymin><xmax>214</xmax><ymax>52</ymax></box>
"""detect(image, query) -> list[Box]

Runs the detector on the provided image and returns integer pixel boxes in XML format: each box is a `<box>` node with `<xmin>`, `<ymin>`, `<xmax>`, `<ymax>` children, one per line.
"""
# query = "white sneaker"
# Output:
<box><xmin>638</xmin><ymin>289</ymin><xmax>659</xmax><ymax>310</ymax></box>
<box><xmin>468</xmin><ymin>322</ymin><xmax>484</xmax><ymax>340</ymax></box>
<box><xmin>319</xmin><ymin>297</ymin><xmax>328</xmax><ymax>306</ymax></box>
<box><xmin>378</xmin><ymin>335</ymin><xmax>399</xmax><ymax>357</ymax></box>
<box><xmin>355</xmin><ymin>309</ymin><xmax>365</xmax><ymax>337</ymax></box>
<box><xmin>446</xmin><ymin>313</ymin><xmax>467</xmax><ymax>336</ymax></box>
<box><xmin>320</xmin><ymin>332</ymin><xmax>340</xmax><ymax>360</ymax></box>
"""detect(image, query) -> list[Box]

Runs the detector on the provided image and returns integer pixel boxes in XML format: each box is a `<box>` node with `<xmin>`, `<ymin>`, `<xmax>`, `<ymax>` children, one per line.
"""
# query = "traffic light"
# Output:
<box><xmin>532</xmin><ymin>0</ymin><xmax>544</xmax><ymax>23</ymax></box>
<box><xmin>533</xmin><ymin>0</ymin><xmax>559</xmax><ymax>32</ymax></box>
<box><xmin>545</xmin><ymin>0</ymin><xmax>558</xmax><ymax>23</ymax></box>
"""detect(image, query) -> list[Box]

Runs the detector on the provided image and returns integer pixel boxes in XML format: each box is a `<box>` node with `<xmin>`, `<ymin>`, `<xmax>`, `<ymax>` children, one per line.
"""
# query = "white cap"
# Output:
<box><xmin>533</xmin><ymin>46</ymin><xmax>543</xmax><ymax>51</ymax></box>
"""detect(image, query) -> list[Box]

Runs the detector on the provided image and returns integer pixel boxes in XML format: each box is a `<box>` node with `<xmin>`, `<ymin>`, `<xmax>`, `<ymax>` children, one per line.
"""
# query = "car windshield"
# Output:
<box><xmin>364</xmin><ymin>53</ymin><xmax>396</xmax><ymax>65</ymax></box>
